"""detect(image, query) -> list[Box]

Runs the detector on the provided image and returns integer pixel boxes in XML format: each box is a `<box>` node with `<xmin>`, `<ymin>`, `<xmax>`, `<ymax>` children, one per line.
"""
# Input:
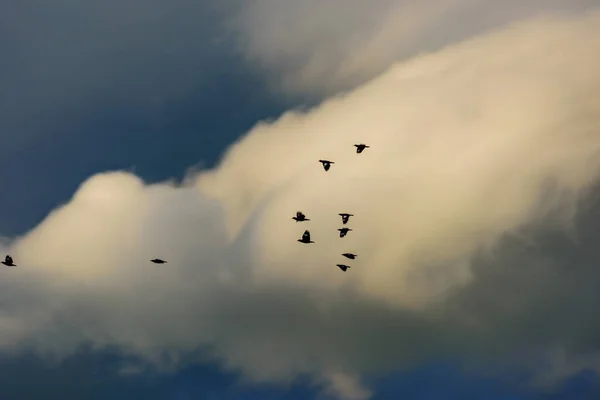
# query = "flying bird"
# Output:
<box><xmin>150</xmin><ymin>258</ymin><xmax>167</xmax><ymax>264</ymax></box>
<box><xmin>354</xmin><ymin>144</ymin><xmax>370</xmax><ymax>153</ymax></box>
<box><xmin>1</xmin><ymin>255</ymin><xmax>16</xmax><ymax>267</ymax></box>
<box><xmin>298</xmin><ymin>230</ymin><xmax>315</xmax><ymax>244</ymax></box>
<box><xmin>339</xmin><ymin>213</ymin><xmax>353</xmax><ymax>224</ymax></box>
<box><xmin>338</xmin><ymin>227</ymin><xmax>352</xmax><ymax>238</ymax></box>
<box><xmin>336</xmin><ymin>264</ymin><xmax>351</xmax><ymax>272</ymax></box>
<box><xmin>292</xmin><ymin>211</ymin><xmax>310</xmax><ymax>222</ymax></box>
<box><xmin>342</xmin><ymin>253</ymin><xmax>357</xmax><ymax>259</ymax></box>
<box><xmin>318</xmin><ymin>159</ymin><xmax>334</xmax><ymax>171</ymax></box>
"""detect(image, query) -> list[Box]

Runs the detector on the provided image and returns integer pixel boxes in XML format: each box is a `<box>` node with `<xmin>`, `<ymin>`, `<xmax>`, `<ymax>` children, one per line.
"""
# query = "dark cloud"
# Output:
<box><xmin>1</xmin><ymin>0</ymin><xmax>232</xmax><ymax>137</ymax></box>
<box><xmin>442</xmin><ymin>187</ymin><xmax>600</xmax><ymax>373</ymax></box>
<box><xmin>0</xmin><ymin>0</ymin><xmax>293</xmax><ymax>235</ymax></box>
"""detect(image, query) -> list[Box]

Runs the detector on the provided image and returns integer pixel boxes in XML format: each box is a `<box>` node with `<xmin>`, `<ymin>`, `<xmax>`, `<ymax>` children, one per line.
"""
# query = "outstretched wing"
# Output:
<box><xmin>302</xmin><ymin>230</ymin><xmax>311</xmax><ymax>241</ymax></box>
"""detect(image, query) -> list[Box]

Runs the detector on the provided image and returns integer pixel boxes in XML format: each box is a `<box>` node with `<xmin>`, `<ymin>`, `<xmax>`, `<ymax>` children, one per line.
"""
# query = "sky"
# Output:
<box><xmin>1</xmin><ymin>1</ymin><xmax>600</xmax><ymax>399</ymax></box>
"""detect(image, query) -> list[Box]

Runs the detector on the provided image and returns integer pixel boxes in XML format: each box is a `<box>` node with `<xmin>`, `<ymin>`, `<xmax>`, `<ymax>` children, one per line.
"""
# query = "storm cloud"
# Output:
<box><xmin>1</xmin><ymin>10</ymin><xmax>600</xmax><ymax>399</ymax></box>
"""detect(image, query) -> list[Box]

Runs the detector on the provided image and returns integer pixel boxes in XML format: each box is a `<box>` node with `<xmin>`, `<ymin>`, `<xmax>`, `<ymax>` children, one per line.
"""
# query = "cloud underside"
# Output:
<box><xmin>2</xmin><ymin>10</ymin><xmax>600</xmax><ymax>399</ymax></box>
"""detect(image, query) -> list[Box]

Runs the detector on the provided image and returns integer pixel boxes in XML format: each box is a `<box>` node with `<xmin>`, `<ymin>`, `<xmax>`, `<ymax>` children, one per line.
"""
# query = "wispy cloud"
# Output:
<box><xmin>231</xmin><ymin>0</ymin><xmax>599</xmax><ymax>95</ymax></box>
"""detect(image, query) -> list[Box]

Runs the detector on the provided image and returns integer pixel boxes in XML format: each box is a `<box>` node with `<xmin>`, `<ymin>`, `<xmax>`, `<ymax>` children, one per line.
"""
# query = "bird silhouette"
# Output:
<box><xmin>1</xmin><ymin>255</ymin><xmax>16</xmax><ymax>267</ymax></box>
<box><xmin>336</xmin><ymin>264</ymin><xmax>351</xmax><ymax>271</ymax></box>
<box><xmin>150</xmin><ymin>258</ymin><xmax>167</xmax><ymax>264</ymax></box>
<box><xmin>354</xmin><ymin>144</ymin><xmax>370</xmax><ymax>153</ymax></box>
<box><xmin>338</xmin><ymin>213</ymin><xmax>353</xmax><ymax>224</ymax></box>
<box><xmin>318</xmin><ymin>160</ymin><xmax>334</xmax><ymax>171</ymax></box>
<box><xmin>338</xmin><ymin>228</ymin><xmax>352</xmax><ymax>238</ymax></box>
<box><xmin>292</xmin><ymin>211</ymin><xmax>310</xmax><ymax>222</ymax></box>
<box><xmin>341</xmin><ymin>253</ymin><xmax>357</xmax><ymax>259</ymax></box>
<box><xmin>298</xmin><ymin>230</ymin><xmax>315</xmax><ymax>243</ymax></box>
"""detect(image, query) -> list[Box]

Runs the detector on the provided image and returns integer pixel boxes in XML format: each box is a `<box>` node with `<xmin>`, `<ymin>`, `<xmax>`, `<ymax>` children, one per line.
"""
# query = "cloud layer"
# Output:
<box><xmin>232</xmin><ymin>0</ymin><xmax>599</xmax><ymax>95</ymax></box>
<box><xmin>2</xmin><ymin>10</ymin><xmax>600</xmax><ymax>399</ymax></box>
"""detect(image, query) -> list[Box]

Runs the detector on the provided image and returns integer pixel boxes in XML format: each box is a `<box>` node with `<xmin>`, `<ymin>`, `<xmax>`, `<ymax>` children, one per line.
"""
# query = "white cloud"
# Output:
<box><xmin>231</xmin><ymin>0</ymin><xmax>599</xmax><ymax>95</ymax></box>
<box><xmin>2</xmin><ymin>11</ymin><xmax>600</xmax><ymax>398</ymax></box>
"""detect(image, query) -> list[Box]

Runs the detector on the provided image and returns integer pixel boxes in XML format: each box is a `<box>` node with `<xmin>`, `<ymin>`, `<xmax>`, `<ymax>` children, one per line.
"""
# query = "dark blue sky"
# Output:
<box><xmin>0</xmin><ymin>348</ymin><xmax>598</xmax><ymax>399</ymax></box>
<box><xmin>1</xmin><ymin>1</ymin><xmax>600</xmax><ymax>399</ymax></box>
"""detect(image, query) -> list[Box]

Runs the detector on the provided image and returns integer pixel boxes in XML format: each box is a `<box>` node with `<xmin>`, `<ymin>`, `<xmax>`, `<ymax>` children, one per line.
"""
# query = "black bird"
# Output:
<box><xmin>336</xmin><ymin>264</ymin><xmax>351</xmax><ymax>272</ymax></box>
<box><xmin>151</xmin><ymin>258</ymin><xmax>167</xmax><ymax>264</ymax></box>
<box><xmin>339</xmin><ymin>213</ymin><xmax>353</xmax><ymax>224</ymax></box>
<box><xmin>292</xmin><ymin>211</ymin><xmax>310</xmax><ymax>222</ymax></box>
<box><xmin>298</xmin><ymin>230</ymin><xmax>315</xmax><ymax>244</ymax></box>
<box><xmin>318</xmin><ymin>159</ymin><xmax>334</xmax><ymax>171</ymax></box>
<box><xmin>1</xmin><ymin>255</ymin><xmax>16</xmax><ymax>267</ymax></box>
<box><xmin>342</xmin><ymin>253</ymin><xmax>357</xmax><ymax>260</ymax></box>
<box><xmin>338</xmin><ymin>228</ymin><xmax>352</xmax><ymax>238</ymax></box>
<box><xmin>354</xmin><ymin>144</ymin><xmax>370</xmax><ymax>153</ymax></box>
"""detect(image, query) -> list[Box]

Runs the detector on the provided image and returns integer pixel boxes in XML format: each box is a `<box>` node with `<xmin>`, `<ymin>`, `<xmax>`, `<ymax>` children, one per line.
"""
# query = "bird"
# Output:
<box><xmin>336</xmin><ymin>264</ymin><xmax>351</xmax><ymax>271</ymax></box>
<box><xmin>338</xmin><ymin>227</ymin><xmax>352</xmax><ymax>238</ymax></box>
<box><xmin>150</xmin><ymin>258</ymin><xmax>167</xmax><ymax>264</ymax></box>
<box><xmin>1</xmin><ymin>255</ymin><xmax>16</xmax><ymax>267</ymax></box>
<box><xmin>298</xmin><ymin>230</ymin><xmax>315</xmax><ymax>244</ymax></box>
<box><xmin>318</xmin><ymin>159</ymin><xmax>334</xmax><ymax>171</ymax></box>
<box><xmin>354</xmin><ymin>144</ymin><xmax>370</xmax><ymax>153</ymax></box>
<box><xmin>338</xmin><ymin>213</ymin><xmax>353</xmax><ymax>224</ymax></box>
<box><xmin>341</xmin><ymin>253</ymin><xmax>357</xmax><ymax>259</ymax></box>
<box><xmin>292</xmin><ymin>211</ymin><xmax>310</xmax><ymax>222</ymax></box>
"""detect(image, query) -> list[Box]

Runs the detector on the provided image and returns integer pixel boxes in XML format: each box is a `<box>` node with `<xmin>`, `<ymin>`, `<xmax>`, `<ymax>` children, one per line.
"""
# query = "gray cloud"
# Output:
<box><xmin>0</xmin><ymin>0</ymin><xmax>239</xmax><ymax>149</ymax></box>
<box><xmin>1</xmin><ymin>11</ymin><xmax>600</xmax><ymax>399</ymax></box>
<box><xmin>231</xmin><ymin>0</ymin><xmax>600</xmax><ymax>95</ymax></box>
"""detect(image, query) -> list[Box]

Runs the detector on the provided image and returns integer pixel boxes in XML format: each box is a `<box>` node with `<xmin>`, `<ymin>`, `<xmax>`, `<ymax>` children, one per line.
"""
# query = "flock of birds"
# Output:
<box><xmin>2</xmin><ymin>144</ymin><xmax>370</xmax><ymax>271</ymax></box>
<box><xmin>295</xmin><ymin>143</ymin><xmax>369</xmax><ymax>272</ymax></box>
